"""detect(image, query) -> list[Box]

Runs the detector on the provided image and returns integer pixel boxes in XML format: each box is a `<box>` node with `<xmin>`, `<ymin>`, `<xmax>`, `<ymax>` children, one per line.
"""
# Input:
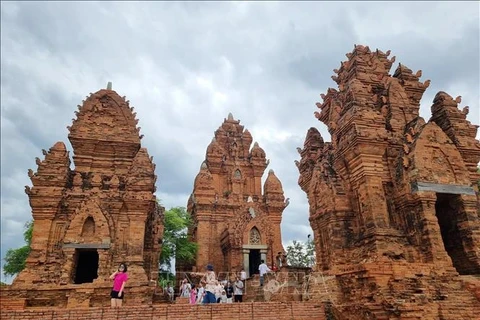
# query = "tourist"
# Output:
<box><xmin>166</xmin><ymin>284</ymin><xmax>174</xmax><ymax>302</ymax></box>
<box><xmin>225</xmin><ymin>280</ymin><xmax>234</xmax><ymax>303</ymax></box>
<box><xmin>189</xmin><ymin>284</ymin><xmax>197</xmax><ymax>305</ymax></box>
<box><xmin>233</xmin><ymin>276</ymin><xmax>244</xmax><ymax>302</ymax></box>
<box><xmin>201</xmin><ymin>264</ymin><xmax>217</xmax><ymax>304</ymax></box>
<box><xmin>276</xmin><ymin>252</ymin><xmax>283</xmax><ymax>267</ymax></box>
<box><xmin>196</xmin><ymin>283</ymin><xmax>205</xmax><ymax>304</ymax></box>
<box><xmin>214</xmin><ymin>282</ymin><xmax>223</xmax><ymax>303</ymax></box>
<box><xmin>109</xmin><ymin>263</ymin><xmax>128</xmax><ymax>308</ymax></box>
<box><xmin>258</xmin><ymin>260</ymin><xmax>271</xmax><ymax>287</ymax></box>
<box><xmin>219</xmin><ymin>290</ymin><xmax>228</xmax><ymax>303</ymax></box>
<box><xmin>240</xmin><ymin>268</ymin><xmax>247</xmax><ymax>291</ymax></box>
<box><xmin>180</xmin><ymin>278</ymin><xmax>191</xmax><ymax>298</ymax></box>
<box><xmin>240</xmin><ymin>268</ymin><xmax>247</xmax><ymax>282</ymax></box>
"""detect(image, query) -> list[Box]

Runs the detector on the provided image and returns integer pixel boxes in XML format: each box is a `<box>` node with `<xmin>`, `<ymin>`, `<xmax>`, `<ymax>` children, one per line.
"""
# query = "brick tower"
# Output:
<box><xmin>9</xmin><ymin>85</ymin><xmax>164</xmax><ymax>308</ymax></box>
<box><xmin>186</xmin><ymin>113</ymin><xmax>287</xmax><ymax>276</ymax></box>
<box><xmin>297</xmin><ymin>46</ymin><xmax>480</xmax><ymax>318</ymax></box>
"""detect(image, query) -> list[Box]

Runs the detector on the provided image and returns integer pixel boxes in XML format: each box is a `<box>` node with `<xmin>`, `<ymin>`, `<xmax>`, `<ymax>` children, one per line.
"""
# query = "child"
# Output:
<box><xmin>166</xmin><ymin>284</ymin><xmax>174</xmax><ymax>303</ymax></box>
<box><xmin>196</xmin><ymin>283</ymin><xmax>205</xmax><ymax>304</ymax></box>
<box><xmin>189</xmin><ymin>284</ymin><xmax>197</xmax><ymax>304</ymax></box>
<box><xmin>219</xmin><ymin>290</ymin><xmax>228</xmax><ymax>303</ymax></box>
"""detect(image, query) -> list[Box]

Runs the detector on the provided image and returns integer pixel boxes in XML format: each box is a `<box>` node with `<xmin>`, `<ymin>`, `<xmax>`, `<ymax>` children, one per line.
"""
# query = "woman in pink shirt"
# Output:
<box><xmin>109</xmin><ymin>263</ymin><xmax>128</xmax><ymax>307</ymax></box>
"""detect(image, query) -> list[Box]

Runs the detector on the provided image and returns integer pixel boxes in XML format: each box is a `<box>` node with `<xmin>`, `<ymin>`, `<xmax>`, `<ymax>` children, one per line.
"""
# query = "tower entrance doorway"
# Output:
<box><xmin>249</xmin><ymin>249</ymin><xmax>261</xmax><ymax>276</ymax></box>
<box><xmin>73</xmin><ymin>249</ymin><xmax>99</xmax><ymax>284</ymax></box>
<box><xmin>435</xmin><ymin>193</ymin><xmax>479</xmax><ymax>275</ymax></box>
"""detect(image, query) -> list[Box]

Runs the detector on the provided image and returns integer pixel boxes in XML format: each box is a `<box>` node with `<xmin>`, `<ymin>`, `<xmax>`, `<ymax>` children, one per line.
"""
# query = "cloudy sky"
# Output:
<box><xmin>1</xmin><ymin>2</ymin><xmax>479</xmax><ymax>283</ymax></box>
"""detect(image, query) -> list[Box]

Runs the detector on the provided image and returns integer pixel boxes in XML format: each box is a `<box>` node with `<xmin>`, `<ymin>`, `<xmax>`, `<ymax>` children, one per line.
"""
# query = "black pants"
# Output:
<box><xmin>110</xmin><ymin>290</ymin><xmax>124</xmax><ymax>300</ymax></box>
<box><xmin>234</xmin><ymin>295</ymin><xmax>243</xmax><ymax>302</ymax></box>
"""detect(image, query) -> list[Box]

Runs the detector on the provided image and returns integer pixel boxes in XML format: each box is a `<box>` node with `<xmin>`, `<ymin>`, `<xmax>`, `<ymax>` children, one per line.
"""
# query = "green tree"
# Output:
<box><xmin>286</xmin><ymin>235</ymin><xmax>316</xmax><ymax>268</ymax></box>
<box><xmin>3</xmin><ymin>221</ymin><xmax>33</xmax><ymax>277</ymax></box>
<box><xmin>159</xmin><ymin>206</ymin><xmax>198</xmax><ymax>272</ymax></box>
<box><xmin>157</xmin><ymin>270</ymin><xmax>176</xmax><ymax>290</ymax></box>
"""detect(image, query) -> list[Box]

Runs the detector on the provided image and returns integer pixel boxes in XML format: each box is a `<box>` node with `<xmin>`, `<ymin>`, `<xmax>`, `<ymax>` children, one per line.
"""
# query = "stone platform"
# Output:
<box><xmin>0</xmin><ymin>302</ymin><xmax>326</xmax><ymax>320</ymax></box>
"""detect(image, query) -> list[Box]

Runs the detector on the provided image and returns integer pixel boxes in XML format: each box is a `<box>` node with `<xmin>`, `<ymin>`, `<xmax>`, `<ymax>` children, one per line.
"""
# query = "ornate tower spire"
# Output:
<box><xmin>68</xmin><ymin>89</ymin><xmax>141</xmax><ymax>173</ymax></box>
<box><xmin>187</xmin><ymin>116</ymin><xmax>286</xmax><ymax>274</ymax></box>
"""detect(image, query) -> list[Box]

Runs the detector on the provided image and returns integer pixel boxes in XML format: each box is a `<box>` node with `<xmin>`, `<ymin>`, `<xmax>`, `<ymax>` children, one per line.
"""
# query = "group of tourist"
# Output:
<box><xmin>109</xmin><ymin>260</ymin><xmax>272</xmax><ymax>307</ymax></box>
<box><xmin>173</xmin><ymin>264</ymin><xmax>246</xmax><ymax>304</ymax></box>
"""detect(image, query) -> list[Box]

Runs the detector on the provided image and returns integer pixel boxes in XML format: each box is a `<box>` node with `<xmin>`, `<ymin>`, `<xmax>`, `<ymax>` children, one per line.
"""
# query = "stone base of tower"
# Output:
<box><xmin>305</xmin><ymin>262</ymin><xmax>480</xmax><ymax>319</ymax></box>
<box><xmin>0</xmin><ymin>282</ymin><xmax>157</xmax><ymax>309</ymax></box>
<box><xmin>0</xmin><ymin>301</ymin><xmax>327</xmax><ymax>319</ymax></box>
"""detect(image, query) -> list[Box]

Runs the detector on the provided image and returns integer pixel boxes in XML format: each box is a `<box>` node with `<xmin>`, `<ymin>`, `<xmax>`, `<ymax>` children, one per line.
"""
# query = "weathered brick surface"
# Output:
<box><xmin>5</xmin><ymin>87</ymin><xmax>164</xmax><ymax>307</ymax></box>
<box><xmin>184</xmin><ymin>114</ymin><xmax>287</xmax><ymax>274</ymax></box>
<box><xmin>0</xmin><ymin>302</ymin><xmax>326</xmax><ymax>320</ymax></box>
<box><xmin>297</xmin><ymin>45</ymin><xmax>480</xmax><ymax>318</ymax></box>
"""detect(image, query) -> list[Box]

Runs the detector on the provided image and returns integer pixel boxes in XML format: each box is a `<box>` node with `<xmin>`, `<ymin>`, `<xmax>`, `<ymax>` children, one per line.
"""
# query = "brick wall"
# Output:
<box><xmin>0</xmin><ymin>302</ymin><xmax>325</xmax><ymax>320</ymax></box>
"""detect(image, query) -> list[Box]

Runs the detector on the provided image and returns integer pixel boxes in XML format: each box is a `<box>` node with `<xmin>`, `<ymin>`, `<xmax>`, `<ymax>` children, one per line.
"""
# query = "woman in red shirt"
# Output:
<box><xmin>109</xmin><ymin>263</ymin><xmax>128</xmax><ymax>307</ymax></box>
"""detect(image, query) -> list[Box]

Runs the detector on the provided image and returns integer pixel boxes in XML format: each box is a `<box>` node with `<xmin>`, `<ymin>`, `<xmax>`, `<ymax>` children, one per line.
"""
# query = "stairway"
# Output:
<box><xmin>243</xmin><ymin>275</ymin><xmax>265</xmax><ymax>302</ymax></box>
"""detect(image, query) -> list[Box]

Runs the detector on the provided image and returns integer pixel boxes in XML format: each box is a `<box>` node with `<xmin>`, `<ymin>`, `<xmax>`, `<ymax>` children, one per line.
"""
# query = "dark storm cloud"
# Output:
<box><xmin>1</xmin><ymin>1</ymin><xmax>478</xmax><ymax>282</ymax></box>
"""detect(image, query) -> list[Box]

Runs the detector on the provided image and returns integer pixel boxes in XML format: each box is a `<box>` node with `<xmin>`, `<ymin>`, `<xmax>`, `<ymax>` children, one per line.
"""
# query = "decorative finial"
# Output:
<box><xmin>107</xmin><ymin>82</ymin><xmax>112</xmax><ymax>90</ymax></box>
<box><xmin>228</xmin><ymin>113</ymin><xmax>234</xmax><ymax>120</ymax></box>
<box><xmin>200</xmin><ymin>161</ymin><xmax>208</xmax><ymax>170</ymax></box>
<box><xmin>254</xmin><ymin>142</ymin><xmax>259</xmax><ymax>147</ymax></box>
<box><xmin>269</xmin><ymin>169</ymin><xmax>274</xmax><ymax>174</ymax></box>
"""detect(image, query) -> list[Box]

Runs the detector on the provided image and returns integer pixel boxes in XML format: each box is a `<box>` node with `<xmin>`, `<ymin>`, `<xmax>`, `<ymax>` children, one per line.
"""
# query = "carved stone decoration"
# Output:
<box><xmin>298</xmin><ymin>46</ymin><xmax>480</xmax><ymax>319</ymax></box>
<box><xmin>249</xmin><ymin>227</ymin><xmax>261</xmax><ymax>244</ymax></box>
<box><xmin>8</xmin><ymin>88</ymin><xmax>165</xmax><ymax>308</ymax></box>
<box><xmin>185</xmin><ymin>114</ymin><xmax>286</xmax><ymax>274</ymax></box>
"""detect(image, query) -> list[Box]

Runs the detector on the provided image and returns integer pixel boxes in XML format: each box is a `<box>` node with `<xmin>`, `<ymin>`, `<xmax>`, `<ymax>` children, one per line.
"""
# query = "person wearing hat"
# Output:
<box><xmin>201</xmin><ymin>264</ymin><xmax>217</xmax><ymax>304</ymax></box>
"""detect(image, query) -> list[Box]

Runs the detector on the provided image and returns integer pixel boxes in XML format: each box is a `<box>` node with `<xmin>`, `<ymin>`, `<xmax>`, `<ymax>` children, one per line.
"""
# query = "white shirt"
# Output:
<box><xmin>214</xmin><ymin>284</ymin><xmax>223</xmax><ymax>299</ymax></box>
<box><xmin>220</xmin><ymin>293</ymin><xmax>228</xmax><ymax>303</ymax></box>
<box><xmin>180</xmin><ymin>283</ymin><xmax>191</xmax><ymax>297</ymax></box>
<box><xmin>204</xmin><ymin>271</ymin><xmax>217</xmax><ymax>293</ymax></box>
<box><xmin>196</xmin><ymin>287</ymin><xmax>205</xmax><ymax>303</ymax></box>
<box><xmin>240</xmin><ymin>271</ymin><xmax>247</xmax><ymax>280</ymax></box>
<box><xmin>234</xmin><ymin>280</ymin><xmax>244</xmax><ymax>295</ymax></box>
<box><xmin>259</xmin><ymin>263</ymin><xmax>271</xmax><ymax>276</ymax></box>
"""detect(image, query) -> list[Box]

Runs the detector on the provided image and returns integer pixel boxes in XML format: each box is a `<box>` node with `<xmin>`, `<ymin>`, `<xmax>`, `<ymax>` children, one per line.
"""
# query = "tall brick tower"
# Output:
<box><xmin>297</xmin><ymin>45</ymin><xmax>480</xmax><ymax>318</ymax></box>
<box><xmin>187</xmin><ymin>113</ymin><xmax>287</xmax><ymax>276</ymax></box>
<box><xmin>9</xmin><ymin>85</ymin><xmax>164</xmax><ymax>308</ymax></box>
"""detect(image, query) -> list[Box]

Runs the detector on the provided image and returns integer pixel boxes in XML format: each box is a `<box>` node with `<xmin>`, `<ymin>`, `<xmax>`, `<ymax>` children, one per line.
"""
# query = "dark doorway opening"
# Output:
<box><xmin>74</xmin><ymin>249</ymin><xmax>99</xmax><ymax>284</ymax></box>
<box><xmin>249</xmin><ymin>249</ymin><xmax>261</xmax><ymax>276</ymax></box>
<box><xmin>435</xmin><ymin>193</ymin><xmax>478</xmax><ymax>275</ymax></box>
